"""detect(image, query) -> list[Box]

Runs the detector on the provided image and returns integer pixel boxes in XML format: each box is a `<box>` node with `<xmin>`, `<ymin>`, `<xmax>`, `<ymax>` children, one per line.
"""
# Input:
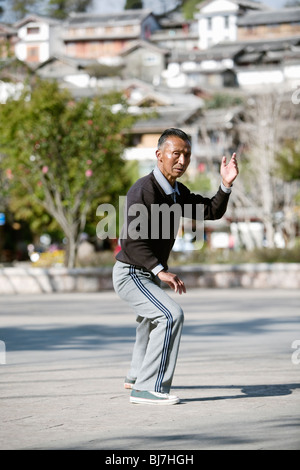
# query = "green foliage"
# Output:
<box><xmin>124</xmin><ymin>0</ymin><xmax>143</xmax><ymax>9</ymax></box>
<box><xmin>47</xmin><ymin>0</ymin><xmax>93</xmax><ymax>19</ymax></box>
<box><xmin>5</xmin><ymin>0</ymin><xmax>92</xmax><ymax>20</ymax></box>
<box><xmin>205</xmin><ymin>92</ymin><xmax>244</xmax><ymax>109</ymax></box>
<box><xmin>0</xmin><ymin>79</ymin><xmax>136</xmax><ymax>264</ymax></box>
<box><xmin>180</xmin><ymin>171</ymin><xmax>212</xmax><ymax>193</ymax></box>
<box><xmin>277</xmin><ymin>139</ymin><xmax>300</xmax><ymax>182</ymax></box>
<box><xmin>182</xmin><ymin>0</ymin><xmax>203</xmax><ymax>20</ymax></box>
<box><xmin>85</xmin><ymin>64</ymin><xmax>123</xmax><ymax>79</ymax></box>
<box><xmin>11</xmin><ymin>0</ymin><xmax>37</xmax><ymax>19</ymax></box>
<box><xmin>169</xmin><ymin>243</ymin><xmax>300</xmax><ymax>266</ymax></box>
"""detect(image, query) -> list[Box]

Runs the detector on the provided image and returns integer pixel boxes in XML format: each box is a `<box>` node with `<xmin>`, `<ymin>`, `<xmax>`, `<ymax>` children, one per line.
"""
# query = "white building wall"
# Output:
<box><xmin>17</xmin><ymin>22</ymin><xmax>50</xmax><ymax>41</ymax></box>
<box><xmin>197</xmin><ymin>0</ymin><xmax>238</xmax><ymax>49</ymax></box>
<box><xmin>201</xmin><ymin>0</ymin><xmax>238</xmax><ymax>14</ymax></box>
<box><xmin>39</xmin><ymin>42</ymin><xmax>50</xmax><ymax>62</ymax></box>
<box><xmin>199</xmin><ymin>15</ymin><xmax>237</xmax><ymax>49</ymax></box>
<box><xmin>237</xmin><ymin>69</ymin><xmax>284</xmax><ymax>88</ymax></box>
<box><xmin>15</xmin><ymin>21</ymin><xmax>51</xmax><ymax>63</ymax></box>
<box><xmin>14</xmin><ymin>42</ymin><xmax>27</xmax><ymax>61</ymax></box>
<box><xmin>284</xmin><ymin>64</ymin><xmax>300</xmax><ymax>86</ymax></box>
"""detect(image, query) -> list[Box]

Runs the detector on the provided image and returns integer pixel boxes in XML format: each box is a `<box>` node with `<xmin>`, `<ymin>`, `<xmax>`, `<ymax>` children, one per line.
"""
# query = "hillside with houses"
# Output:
<box><xmin>0</xmin><ymin>0</ymin><xmax>300</xmax><ymax>259</ymax></box>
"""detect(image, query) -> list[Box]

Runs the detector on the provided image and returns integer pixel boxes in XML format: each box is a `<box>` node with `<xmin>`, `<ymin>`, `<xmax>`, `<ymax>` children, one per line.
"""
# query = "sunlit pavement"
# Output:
<box><xmin>0</xmin><ymin>288</ymin><xmax>299</xmax><ymax>450</ymax></box>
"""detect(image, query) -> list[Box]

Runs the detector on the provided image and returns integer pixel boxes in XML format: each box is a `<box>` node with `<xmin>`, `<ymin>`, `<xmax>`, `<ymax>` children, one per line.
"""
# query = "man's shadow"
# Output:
<box><xmin>173</xmin><ymin>383</ymin><xmax>300</xmax><ymax>402</ymax></box>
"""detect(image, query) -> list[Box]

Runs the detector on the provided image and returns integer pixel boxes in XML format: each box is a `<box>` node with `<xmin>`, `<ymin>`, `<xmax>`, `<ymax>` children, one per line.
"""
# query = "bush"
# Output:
<box><xmin>169</xmin><ymin>243</ymin><xmax>300</xmax><ymax>266</ymax></box>
<box><xmin>32</xmin><ymin>250</ymin><xmax>65</xmax><ymax>267</ymax></box>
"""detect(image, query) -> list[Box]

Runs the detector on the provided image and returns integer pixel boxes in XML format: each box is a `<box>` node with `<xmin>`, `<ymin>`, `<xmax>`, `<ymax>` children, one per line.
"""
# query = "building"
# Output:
<box><xmin>120</xmin><ymin>40</ymin><xmax>169</xmax><ymax>84</ymax></box>
<box><xmin>235</xmin><ymin>37</ymin><xmax>300</xmax><ymax>89</ymax></box>
<box><xmin>165</xmin><ymin>36</ymin><xmax>300</xmax><ymax>91</ymax></box>
<box><xmin>164</xmin><ymin>44</ymin><xmax>240</xmax><ymax>89</ymax></box>
<box><xmin>35</xmin><ymin>55</ymin><xmax>96</xmax><ymax>90</ymax></box>
<box><xmin>0</xmin><ymin>57</ymin><xmax>33</xmax><ymax>103</ymax></box>
<box><xmin>122</xmin><ymin>80</ymin><xmax>204</xmax><ymax>175</ymax></box>
<box><xmin>150</xmin><ymin>11</ymin><xmax>199</xmax><ymax>52</ymax></box>
<box><xmin>196</xmin><ymin>0</ymin><xmax>268</xmax><ymax>50</ymax></box>
<box><xmin>171</xmin><ymin>1</ymin><xmax>300</xmax><ymax>91</ymax></box>
<box><xmin>62</xmin><ymin>9</ymin><xmax>160</xmax><ymax>60</ymax></box>
<box><xmin>0</xmin><ymin>23</ymin><xmax>17</xmax><ymax>58</ymax></box>
<box><xmin>14</xmin><ymin>15</ymin><xmax>62</xmax><ymax>64</ymax></box>
<box><xmin>237</xmin><ymin>7</ymin><xmax>300</xmax><ymax>42</ymax></box>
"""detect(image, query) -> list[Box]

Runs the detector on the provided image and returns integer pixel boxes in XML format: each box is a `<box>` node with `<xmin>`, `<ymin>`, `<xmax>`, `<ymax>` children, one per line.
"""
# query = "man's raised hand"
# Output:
<box><xmin>221</xmin><ymin>153</ymin><xmax>239</xmax><ymax>188</ymax></box>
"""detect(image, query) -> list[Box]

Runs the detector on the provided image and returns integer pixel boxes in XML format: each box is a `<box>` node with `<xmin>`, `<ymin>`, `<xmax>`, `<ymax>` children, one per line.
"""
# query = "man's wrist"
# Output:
<box><xmin>221</xmin><ymin>180</ymin><xmax>232</xmax><ymax>193</ymax></box>
<box><xmin>152</xmin><ymin>264</ymin><xmax>165</xmax><ymax>276</ymax></box>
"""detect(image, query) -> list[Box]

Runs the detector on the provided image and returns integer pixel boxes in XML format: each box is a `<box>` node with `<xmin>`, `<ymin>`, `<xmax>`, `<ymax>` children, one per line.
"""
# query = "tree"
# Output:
<box><xmin>152</xmin><ymin>0</ymin><xmax>204</xmax><ymax>19</ymax></box>
<box><xmin>277</xmin><ymin>138</ymin><xmax>300</xmax><ymax>246</ymax></box>
<box><xmin>277</xmin><ymin>139</ymin><xmax>300</xmax><ymax>183</ymax></box>
<box><xmin>0</xmin><ymin>0</ymin><xmax>93</xmax><ymax>20</ymax></box>
<box><xmin>124</xmin><ymin>0</ymin><xmax>143</xmax><ymax>9</ymax></box>
<box><xmin>11</xmin><ymin>0</ymin><xmax>38</xmax><ymax>19</ymax></box>
<box><xmin>181</xmin><ymin>0</ymin><xmax>203</xmax><ymax>20</ymax></box>
<box><xmin>47</xmin><ymin>0</ymin><xmax>93</xmax><ymax>18</ymax></box>
<box><xmin>0</xmin><ymin>79</ymin><xmax>136</xmax><ymax>267</ymax></box>
<box><xmin>236</xmin><ymin>90</ymin><xmax>300</xmax><ymax>248</ymax></box>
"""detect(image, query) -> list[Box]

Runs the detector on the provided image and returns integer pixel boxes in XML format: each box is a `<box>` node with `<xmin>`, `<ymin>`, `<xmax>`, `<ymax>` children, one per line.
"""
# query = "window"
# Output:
<box><xmin>66</xmin><ymin>42</ymin><xmax>76</xmax><ymax>56</ymax></box>
<box><xmin>87</xmin><ymin>41</ymin><xmax>99</xmax><ymax>58</ymax></box>
<box><xmin>27</xmin><ymin>27</ymin><xmax>40</xmax><ymax>35</ymax></box>
<box><xmin>105</xmin><ymin>26</ymin><xmax>115</xmax><ymax>35</ymax></box>
<box><xmin>85</xmin><ymin>27</ymin><xmax>95</xmax><ymax>36</ymax></box>
<box><xmin>247</xmin><ymin>26</ymin><xmax>256</xmax><ymax>35</ymax></box>
<box><xmin>143</xmin><ymin>53</ymin><xmax>159</xmax><ymax>66</ymax></box>
<box><xmin>224</xmin><ymin>16</ymin><xmax>230</xmax><ymax>29</ymax></box>
<box><xmin>26</xmin><ymin>46</ymin><xmax>39</xmax><ymax>62</ymax></box>
<box><xmin>207</xmin><ymin>17</ymin><xmax>212</xmax><ymax>30</ymax></box>
<box><xmin>68</xmin><ymin>28</ymin><xmax>77</xmax><ymax>37</ymax></box>
<box><xmin>124</xmin><ymin>25</ymin><xmax>135</xmax><ymax>33</ymax></box>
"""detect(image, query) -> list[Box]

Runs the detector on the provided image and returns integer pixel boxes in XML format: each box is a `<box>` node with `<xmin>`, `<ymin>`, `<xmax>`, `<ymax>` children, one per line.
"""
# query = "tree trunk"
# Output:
<box><xmin>65</xmin><ymin>233</ymin><xmax>78</xmax><ymax>269</ymax></box>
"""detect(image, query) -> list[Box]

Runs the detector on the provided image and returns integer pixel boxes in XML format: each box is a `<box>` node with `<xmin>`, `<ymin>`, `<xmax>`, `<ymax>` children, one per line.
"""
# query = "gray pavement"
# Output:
<box><xmin>0</xmin><ymin>288</ymin><xmax>299</xmax><ymax>450</ymax></box>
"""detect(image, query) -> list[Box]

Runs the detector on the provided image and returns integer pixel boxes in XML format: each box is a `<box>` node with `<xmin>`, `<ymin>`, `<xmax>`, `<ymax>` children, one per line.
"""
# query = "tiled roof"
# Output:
<box><xmin>238</xmin><ymin>7</ymin><xmax>300</xmax><ymax>26</ymax></box>
<box><xmin>14</xmin><ymin>14</ymin><xmax>61</xmax><ymax>28</ymax></box>
<box><xmin>198</xmin><ymin>0</ymin><xmax>268</xmax><ymax>12</ymax></box>
<box><xmin>67</xmin><ymin>9</ymin><xmax>153</xmax><ymax>26</ymax></box>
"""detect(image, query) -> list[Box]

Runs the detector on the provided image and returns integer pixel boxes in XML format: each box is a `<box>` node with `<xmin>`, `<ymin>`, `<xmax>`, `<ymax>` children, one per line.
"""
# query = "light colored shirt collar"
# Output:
<box><xmin>153</xmin><ymin>166</ymin><xmax>180</xmax><ymax>197</ymax></box>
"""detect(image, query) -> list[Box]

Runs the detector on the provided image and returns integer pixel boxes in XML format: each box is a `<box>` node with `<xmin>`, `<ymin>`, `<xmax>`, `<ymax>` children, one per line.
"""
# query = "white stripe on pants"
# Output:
<box><xmin>113</xmin><ymin>261</ymin><xmax>184</xmax><ymax>393</ymax></box>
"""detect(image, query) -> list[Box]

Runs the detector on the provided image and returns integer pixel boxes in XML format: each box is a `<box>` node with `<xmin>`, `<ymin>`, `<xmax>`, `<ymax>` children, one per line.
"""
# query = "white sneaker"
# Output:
<box><xmin>130</xmin><ymin>389</ymin><xmax>180</xmax><ymax>405</ymax></box>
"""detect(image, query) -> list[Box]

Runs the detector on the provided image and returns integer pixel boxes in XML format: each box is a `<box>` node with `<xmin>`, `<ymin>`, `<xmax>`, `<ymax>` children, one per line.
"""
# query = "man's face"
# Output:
<box><xmin>156</xmin><ymin>136</ymin><xmax>191</xmax><ymax>186</ymax></box>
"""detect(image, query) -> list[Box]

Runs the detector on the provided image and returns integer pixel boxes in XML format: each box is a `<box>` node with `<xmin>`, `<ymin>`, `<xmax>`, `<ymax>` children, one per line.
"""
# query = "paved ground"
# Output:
<box><xmin>0</xmin><ymin>288</ymin><xmax>299</xmax><ymax>451</ymax></box>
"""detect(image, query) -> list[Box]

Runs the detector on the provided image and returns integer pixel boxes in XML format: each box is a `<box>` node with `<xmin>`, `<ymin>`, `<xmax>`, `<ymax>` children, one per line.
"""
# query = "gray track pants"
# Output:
<box><xmin>113</xmin><ymin>261</ymin><xmax>184</xmax><ymax>393</ymax></box>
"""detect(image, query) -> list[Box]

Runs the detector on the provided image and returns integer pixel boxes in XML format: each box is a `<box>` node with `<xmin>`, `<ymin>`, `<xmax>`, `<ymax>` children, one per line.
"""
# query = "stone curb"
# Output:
<box><xmin>0</xmin><ymin>263</ymin><xmax>299</xmax><ymax>294</ymax></box>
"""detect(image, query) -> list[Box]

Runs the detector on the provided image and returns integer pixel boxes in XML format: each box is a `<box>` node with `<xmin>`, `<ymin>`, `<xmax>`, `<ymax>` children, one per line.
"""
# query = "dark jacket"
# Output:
<box><xmin>116</xmin><ymin>171</ymin><xmax>230</xmax><ymax>272</ymax></box>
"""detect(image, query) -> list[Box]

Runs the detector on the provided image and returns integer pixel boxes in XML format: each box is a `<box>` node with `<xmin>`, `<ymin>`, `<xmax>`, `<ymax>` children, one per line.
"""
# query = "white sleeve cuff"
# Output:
<box><xmin>152</xmin><ymin>264</ymin><xmax>165</xmax><ymax>276</ymax></box>
<box><xmin>221</xmin><ymin>181</ymin><xmax>232</xmax><ymax>194</ymax></box>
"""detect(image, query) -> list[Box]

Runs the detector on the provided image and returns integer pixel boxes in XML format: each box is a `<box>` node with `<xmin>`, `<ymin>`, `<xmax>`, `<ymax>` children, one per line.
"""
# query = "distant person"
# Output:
<box><xmin>113</xmin><ymin>128</ymin><xmax>239</xmax><ymax>405</ymax></box>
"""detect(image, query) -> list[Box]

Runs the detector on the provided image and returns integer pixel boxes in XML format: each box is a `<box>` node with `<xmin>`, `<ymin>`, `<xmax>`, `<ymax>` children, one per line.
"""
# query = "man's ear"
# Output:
<box><xmin>156</xmin><ymin>149</ymin><xmax>162</xmax><ymax>162</ymax></box>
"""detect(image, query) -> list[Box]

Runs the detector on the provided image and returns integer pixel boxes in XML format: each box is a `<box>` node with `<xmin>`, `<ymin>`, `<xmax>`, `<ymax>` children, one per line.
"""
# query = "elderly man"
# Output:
<box><xmin>113</xmin><ymin>128</ymin><xmax>238</xmax><ymax>405</ymax></box>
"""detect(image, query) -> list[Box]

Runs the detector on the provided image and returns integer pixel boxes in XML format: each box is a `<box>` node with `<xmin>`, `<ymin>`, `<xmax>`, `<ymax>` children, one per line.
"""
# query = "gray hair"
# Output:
<box><xmin>158</xmin><ymin>128</ymin><xmax>191</xmax><ymax>148</ymax></box>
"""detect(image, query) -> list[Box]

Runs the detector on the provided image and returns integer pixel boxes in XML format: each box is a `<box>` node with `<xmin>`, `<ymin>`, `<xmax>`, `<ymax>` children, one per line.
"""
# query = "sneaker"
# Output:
<box><xmin>130</xmin><ymin>389</ymin><xmax>180</xmax><ymax>405</ymax></box>
<box><xmin>124</xmin><ymin>377</ymin><xmax>136</xmax><ymax>390</ymax></box>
